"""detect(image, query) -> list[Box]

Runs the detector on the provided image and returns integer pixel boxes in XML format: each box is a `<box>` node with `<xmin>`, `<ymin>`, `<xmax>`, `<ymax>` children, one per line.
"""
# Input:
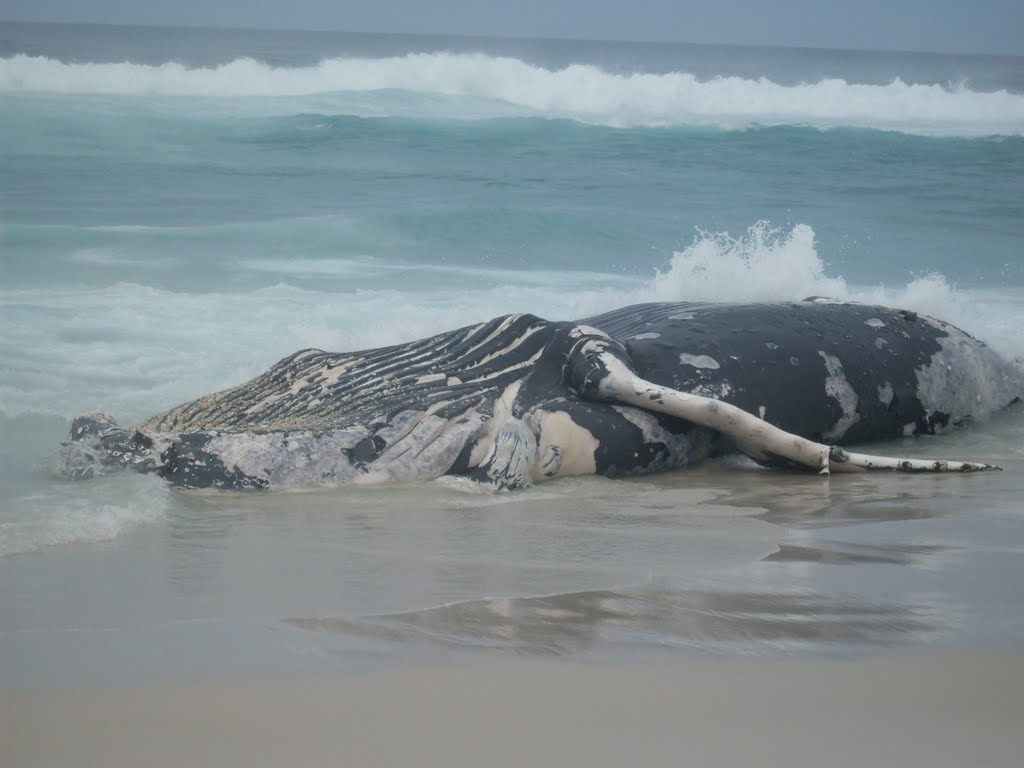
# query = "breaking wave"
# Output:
<box><xmin>3</xmin><ymin>53</ymin><xmax>1023</xmax><ymax>136</ymax></box>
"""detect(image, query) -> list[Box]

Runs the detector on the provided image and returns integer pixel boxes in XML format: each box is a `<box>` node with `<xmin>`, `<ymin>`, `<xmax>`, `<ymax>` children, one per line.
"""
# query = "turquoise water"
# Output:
<box><xmin>1</xmin><ymin>21</ymin><xmax>1023</xmax><ymax>554</ymax></box>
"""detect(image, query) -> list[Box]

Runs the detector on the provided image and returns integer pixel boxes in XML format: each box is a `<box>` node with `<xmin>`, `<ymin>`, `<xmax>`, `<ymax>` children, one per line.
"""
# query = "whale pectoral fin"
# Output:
<box><xmin>825</xmin><ymin>446</ymin><xmax>999</xmax><ymax>473</ymax></box>
<box><xmin>571</xmin><ymin>335</ymin><xmax>1000</xmax><ymax>474</ymax></box>
<box><xmin>465</xmin><ymin>418</ymin><xmax>538</xmax><ymax>492</ymax></box>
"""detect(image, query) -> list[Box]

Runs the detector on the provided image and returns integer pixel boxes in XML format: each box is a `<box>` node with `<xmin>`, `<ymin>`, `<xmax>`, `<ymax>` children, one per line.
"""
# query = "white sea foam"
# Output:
<box><xmin>0</xmin><ymin>473</ymin><xmax>170</xmax><ymax>556</ymax></box>
<box><xmin>2</xmin><ymin>222</ymin><xmax>1021</xmax><ymax>425</ymax></box>
<box><xmin>650</xmin><ymin>222</ymin><xmax>848</xmax><ymax>303</ymax></box>
<box><xmin>2</xmin><ymin>53</ymin><xmax>1023</xmax><ymax>136</ymax></box>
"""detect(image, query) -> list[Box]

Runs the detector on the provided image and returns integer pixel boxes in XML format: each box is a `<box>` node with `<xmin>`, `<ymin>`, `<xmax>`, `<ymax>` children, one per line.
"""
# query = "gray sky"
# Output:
<box><xmin>3</xmin><ymin>1</ymin><xmax>1022</xmax><ymax>55</ymax></box>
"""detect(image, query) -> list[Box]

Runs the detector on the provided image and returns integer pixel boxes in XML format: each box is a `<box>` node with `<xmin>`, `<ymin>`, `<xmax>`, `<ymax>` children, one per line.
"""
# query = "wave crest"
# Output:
<box><xmin>3</xmin><ymin>53</ymin><xmax>1022</xmax><ymax>136</ymax></box>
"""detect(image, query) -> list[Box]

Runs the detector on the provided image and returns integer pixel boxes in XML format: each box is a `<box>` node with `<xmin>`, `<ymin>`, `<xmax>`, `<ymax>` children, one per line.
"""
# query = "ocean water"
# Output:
<box><xmin>1</xmin><ymin>23</ymin><xmax>1023</xmax><ymax>673</ymax></box>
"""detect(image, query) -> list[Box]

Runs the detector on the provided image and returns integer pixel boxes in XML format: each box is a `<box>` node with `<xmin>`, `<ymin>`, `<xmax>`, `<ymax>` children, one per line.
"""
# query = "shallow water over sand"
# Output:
<box><xmin>3</xmin><ymin>417</ymin><xmax>1022</xmax><ymax>691</ymax></box>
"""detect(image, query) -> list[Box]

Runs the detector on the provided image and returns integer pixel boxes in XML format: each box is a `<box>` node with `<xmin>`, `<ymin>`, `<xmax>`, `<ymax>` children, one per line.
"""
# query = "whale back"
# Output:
<box><xmin>583</xmin><ymin>301</ymin><xmax>1023</xmax><ymax>444</ymax></box>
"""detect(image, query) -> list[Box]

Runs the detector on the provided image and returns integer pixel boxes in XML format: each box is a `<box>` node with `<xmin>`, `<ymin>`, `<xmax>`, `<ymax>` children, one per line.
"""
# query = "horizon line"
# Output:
<box><xmin>3</xmin><ymin>17</ymin><xmax>1023</xmax><ymax>60</ymax></box>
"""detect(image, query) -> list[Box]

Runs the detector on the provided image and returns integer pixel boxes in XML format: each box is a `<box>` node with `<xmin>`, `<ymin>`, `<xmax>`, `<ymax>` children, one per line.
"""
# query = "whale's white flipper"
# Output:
<box><xmin>581</xmin><ymin>339</ymin><xmax>1000</xmax><ymax>475</ymax></box>
<box><xmin>467</xmin><ymin>418</ymin><xmax>538</xmax><ymax>491</ymax></box>
<box><xmin>825</xmin><ymin>446</ymin><xmax>998</xmax><ymax>473</ymax></box>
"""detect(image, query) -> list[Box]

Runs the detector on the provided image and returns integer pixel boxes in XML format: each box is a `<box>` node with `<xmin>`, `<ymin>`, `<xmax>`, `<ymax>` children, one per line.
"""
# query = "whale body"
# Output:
<box><xmin>60</xmin><ymin>301</ymin><xmax>1022</xmax><ymax>490</ymax></box>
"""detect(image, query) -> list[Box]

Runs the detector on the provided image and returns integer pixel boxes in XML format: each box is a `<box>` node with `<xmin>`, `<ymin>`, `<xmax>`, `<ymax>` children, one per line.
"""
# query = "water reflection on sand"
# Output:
<box><xmin>2</xmin><ymin>455</ymin><xmax>1022</xmax><ymax>688</ymax></box>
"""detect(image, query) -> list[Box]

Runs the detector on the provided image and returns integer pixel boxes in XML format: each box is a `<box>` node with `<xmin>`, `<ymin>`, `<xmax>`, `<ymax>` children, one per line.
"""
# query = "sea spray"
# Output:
<box><xmin>650</xmin><ymin>221</ymin><xmax>848</xmax><ymax>303</ymax></box>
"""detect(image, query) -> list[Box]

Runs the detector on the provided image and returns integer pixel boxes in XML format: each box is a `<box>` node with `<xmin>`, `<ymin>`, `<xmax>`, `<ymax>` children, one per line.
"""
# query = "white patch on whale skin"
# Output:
<box><xmin>611</xmin><ymin>405</ymin><xmax>712</xmax><ymax>470</ymax></box>
<box><xmin>289</xmin><ymin>349</ymin><xmax>324</xmax><ymax>363</ymax></box>
<box><xmin>610</xmin><ymin>406</ymin><xmax>664</xmax><ymax>443</ymax></box>
<box><xmin>528</xmin><ymin>410</ymin><xmax>598</xmax><ymax>479</ymax></box>
<box><xmin>914</xmin><ymin>325</ymin><xmax>1024</xmax><ymax>427</ymax></box>
<box><xmin>197</xmin><ymin>404</ymin><xmax>490</xmax><ymax>489</ymax></box>
<box><xmin>467</xmin><ymin>322</ymin><xmax>546</xmax><ymax>369</ymax></box>
<box><xmin>903</xmin><ymin>422</ymin><xmax>918</xmax><ymax>436</ymax></box>
<box><xmin>679</xmin><ymin>353</ymin><xmax>721</xmax><ymax>370</ymax></box>
<box><xmin>875</xmin><ymin>337</ymin><xmax>888</xmax><ymax>350</ymax></box>
<box><xmin>669</xmin><ymin>312</ymin><xmax>696</xmax><ymax>320</ymax></box>
<box><xmin>463</xmin><ymin>345</ymin><xmax>544</xmax><ymax>384</ymax></box>
<box><xmin>317</xmin><ymin>358</ymin><xmax>359</xmax><ymax>384</ymax></box>
<box><xmin>372</xmin><ymin>408</ymin><xmax>486</xmax><ymax>482</ymax></box>
<box><xmin>765</xmin><ymin>342</ymin><xmax>779</xmax><ymax>351</ymax></box>
<box><xmin>568</xmin><ymin>325</ymin><xmax>604</xmax><ymax>339</ymax></box>
<box><xmin>416</xmin><ymin>373</ymin><xmax>445</xmax><ymax>384</ymax></box>
<box><xmin>691</xmin><ymin>382</ymin><xmax>733</xmax><ymax>399</ymax></box>
<box><xmin>629</xmin><ymin>332</ymin><xmax>661</xmax><ymax>340</ymax></box>
<box><xmin>370</xmin><ymin>409</ymin><xmax>486</xmax><ymax>483</ymax></box>
<box><xmin>460</xmin><ymin>314</ymin><xmax>529</xmax><ymax>359</ymax></box>
<box><xmin>878</xmin><ymin>381</ymin><xmax>894</xmax><ymax>407</ymax></box>
<box><xmin>206</xmin><ymin>427</ymin><xmax>369</xmax><ymax>488</ymax></box>
<box><xmin>865</xmin><ymin>318</ymin><xmax>886</xmax><ymax>329</ymax></box>
<box><xmin>817</xmin><ymin>351</ymin><xmax>861</xmax><ymax>441</ymax></box>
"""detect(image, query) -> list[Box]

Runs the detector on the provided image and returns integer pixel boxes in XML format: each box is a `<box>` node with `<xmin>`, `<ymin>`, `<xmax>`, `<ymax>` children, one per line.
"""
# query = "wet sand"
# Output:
<box><xmin>5</xmin><ymin>653</ymin><xmax>1023</xmax><ymax>768</ymax></box>
<box><xmin>2</xmin><ymin>419</ymin><xmax>1023</xmax><ymax>766</ymax></box>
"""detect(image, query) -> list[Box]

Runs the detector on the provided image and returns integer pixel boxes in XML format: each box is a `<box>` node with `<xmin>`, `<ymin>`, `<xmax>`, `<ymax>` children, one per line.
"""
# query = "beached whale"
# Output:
<box><xmin>60</xmin><ymin>300</ymin><xmax>1023</xmax><ymax>491</ymax></box>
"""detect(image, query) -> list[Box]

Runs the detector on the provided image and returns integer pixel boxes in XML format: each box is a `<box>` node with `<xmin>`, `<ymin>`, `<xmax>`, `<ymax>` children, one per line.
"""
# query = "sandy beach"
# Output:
<box><xmin>6</xmin><ymin>653</ymin><xmax>1023</xmax><ymax>768</ymax></box>
<box><xmin>4</xmin><ymin>443</ymin><xmax>1024</xmax><ymax>766</ymax></box>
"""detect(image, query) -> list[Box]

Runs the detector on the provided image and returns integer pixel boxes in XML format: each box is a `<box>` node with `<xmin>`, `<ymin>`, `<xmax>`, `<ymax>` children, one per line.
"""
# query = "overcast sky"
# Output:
<box><xmin>3</xmin><ymin>1</ymin><xmax>1022</xmax><ymax>55</ymax></box>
